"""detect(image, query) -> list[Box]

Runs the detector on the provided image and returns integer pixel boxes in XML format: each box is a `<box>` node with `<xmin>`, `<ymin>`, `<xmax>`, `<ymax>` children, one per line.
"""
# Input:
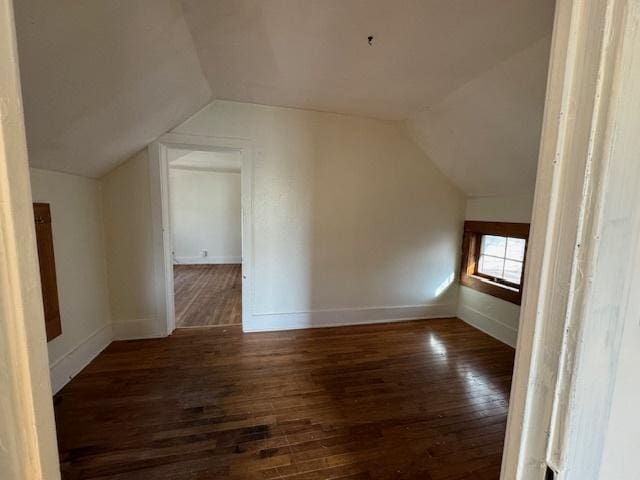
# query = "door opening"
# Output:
<box><xmin>168</xmin><ymin>147</ymin><xmax>242</xmax><ymax>328</ymax></box>
<box><xmin>150</xmin><ymin>134</ymin><xmax>254</xmax><ymax>335</ymax></box>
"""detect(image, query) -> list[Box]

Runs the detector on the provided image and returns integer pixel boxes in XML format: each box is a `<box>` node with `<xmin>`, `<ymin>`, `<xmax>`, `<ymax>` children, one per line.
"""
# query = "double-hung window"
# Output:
<box><xmin>459</xmin><ymin>221</ymin><xmax>530</xmax><ymax>304</ymax></box>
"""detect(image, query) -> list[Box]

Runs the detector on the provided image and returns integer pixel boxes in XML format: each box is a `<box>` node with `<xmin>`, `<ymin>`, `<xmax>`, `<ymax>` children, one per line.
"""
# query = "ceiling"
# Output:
<box><xmin>14</xmin><ymin>0</ymin><xmax>212</xmax><ymax>178</ymax></box>
<box><xmin>181</xmin><ymin>0</ymin><xmax>554</xmax><ymax>121</ymax></box>
<box><xmin>406</xmin><ymin>35</ymin><xmax>552</xmax><ymax>197</ymax></box>
<box><xmin>15</xmin><ymin>0</ymin><xmax>555</xmax><ymax>195</ymax></box>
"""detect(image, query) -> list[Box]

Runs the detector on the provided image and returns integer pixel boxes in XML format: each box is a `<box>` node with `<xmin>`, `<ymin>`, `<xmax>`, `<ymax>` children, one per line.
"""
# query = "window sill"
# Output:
<box><xmin>474</xmin><ymin>274</ymin><xmax>519</xmax><ymax>292</ymax></box>
<box><xmin>460</xmin><ymin>273</ymin><xmax>522</xmax><ymax>305</ymax></box>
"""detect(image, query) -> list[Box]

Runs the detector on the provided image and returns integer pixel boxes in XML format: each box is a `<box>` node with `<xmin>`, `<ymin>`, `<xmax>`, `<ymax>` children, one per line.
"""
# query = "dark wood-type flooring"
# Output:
<box><xmin>174</xmin><ymin>264</ymin><xmax>241</xmax><ymax>327</ymax></box>
<box><xmin>54</xmin><ymin>319</ymin><xmax>514</xmax><ymax>479</ymax></box>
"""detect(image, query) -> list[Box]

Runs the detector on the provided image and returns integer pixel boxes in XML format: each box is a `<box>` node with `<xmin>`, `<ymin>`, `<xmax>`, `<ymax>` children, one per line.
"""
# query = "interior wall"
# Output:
<box><xmin>101</xmin><ymin>149</ymin><xmax>159</xmax><ymax>339</ymax></box>
<box><xmin>172</xmin><ymin>101</ymin><xmax>465</xmax><ymax>331</ymax></box>
<box><xmin>102</xmin><ymin>100</ymin><xmax>465</xmax><ymax>334</ymax></box>
<box><xmin>457</xmin><ymin>194</ymin><xmax>534</xmax><ymax>347</ymax></box>
<box><xmin>29</xmin><ymin>168</ymin><xmax>112</xmax><ymax>393</ymax></box>
<box><xmin>597</xmin><ymin>269</ymin><xmax>640</xmax><ymax>479</ymax></box>
<box><xmin>169</xmin><ymin>168</ymin><xmax>241</xmax><ymax>264</ymax></box>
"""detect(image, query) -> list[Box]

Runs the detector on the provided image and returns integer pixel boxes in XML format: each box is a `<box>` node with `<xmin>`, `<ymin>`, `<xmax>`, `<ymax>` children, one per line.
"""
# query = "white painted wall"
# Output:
<box><xmin>172</xmin><ymin>101</ymin><xmax>465</xmax><ymax>331</ymax></box>
<box><xmin>29</xmin><ymin>169</ymin><xmax>112</xmax><ymax>393</ymax></box>
<box><xmin>599</xmin><ymin>311</ymin><xmax>640</xmax><ymax>479</ymax></box>
<box><xmin>103</xmin><ymin>100</ymin><xmax>465</xmax><ymax>334</ymax></box>
<box><xmin>101</xmin><ymin>149</ymin><xmax>159</xmax><ymax>339</ymax></box>
<box><xmin>457</xmin><ymin>194</ymin><xmax>533</xmax><ymax>347</ymax></box>
<box><xmin>465</xmin><ymin>194</ymin><xmax>534</xmax><ymax>224</ymax></box>
<box><xmin>169</xmin><ymin>168</ymin><xmax>241</xmax><ymax>264</ymax></box>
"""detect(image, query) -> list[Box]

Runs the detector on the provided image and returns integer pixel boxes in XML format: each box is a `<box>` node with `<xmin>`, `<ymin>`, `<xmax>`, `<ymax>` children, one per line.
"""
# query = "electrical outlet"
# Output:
<box><xmin>201</xmin><ymin>249</ymin><xmax>208</xmax><ymax>258</ymax></box>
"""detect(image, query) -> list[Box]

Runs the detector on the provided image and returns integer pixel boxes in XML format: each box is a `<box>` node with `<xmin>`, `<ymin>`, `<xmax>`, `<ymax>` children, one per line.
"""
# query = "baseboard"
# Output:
<box><xmin>457</xmin><ymin>303</ymin><xmax>518</xmax><ymax>347</ymax></box>
<box><xmin>112</xmin><ymin>319</ymin><xmax>165</xmax><ymax>340</ymax></box>
<box><xmin>173</xmin><ymin>256</ymin><xmax>241</xmax><ymax>265</ymax></box>
<box><xmin>49</xmin><ymin>323</ymin><xmax>113</xmax><ymax>394</ymax></box>
<box><xmin>243</xmin><ymin>304</ymin><xmax>456</xmax><ymax>332</ymax></box>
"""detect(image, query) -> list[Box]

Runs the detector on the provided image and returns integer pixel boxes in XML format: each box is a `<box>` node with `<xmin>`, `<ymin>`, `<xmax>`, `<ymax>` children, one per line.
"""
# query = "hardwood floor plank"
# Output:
<box><xmin>54</xmin><ymin>318</ymin><xmax>514</xmax><ymax>479</ymax></box>
<box><xmin>173</xmin><ymin>264</ymin><xmax>241</xmax><ymax>327</ymax></box>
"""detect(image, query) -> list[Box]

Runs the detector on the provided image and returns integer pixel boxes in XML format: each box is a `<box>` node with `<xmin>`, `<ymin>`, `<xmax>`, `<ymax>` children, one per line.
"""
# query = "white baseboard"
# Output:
<box><xmin>49</xmin><ymin>323</ymin><xmax>113</xmax><ymax>394</ymax></box>
<box><xmin>112</xmin><ymin>318</ymin><xmax>165</xmax><ymax>340</ymax></box>
<box><xmin>173</xmin><ymin>256</ymin><xmax>241</xmax><ymax>265</ymax></box>
<box><xmin>243</xmin><ymin>304</ymin><xmax>456</xmax><ymax>332</ymax></box>
<box><xmin>457</xmin><ymin>304</ymin><xmax>518</xmax><ymax>347</ymax></box>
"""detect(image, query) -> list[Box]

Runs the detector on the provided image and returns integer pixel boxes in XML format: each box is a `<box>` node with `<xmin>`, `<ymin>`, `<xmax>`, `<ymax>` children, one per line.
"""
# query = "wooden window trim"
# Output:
<box><xmin>459</xmin><ymin>221</ymin><xmax>530</xmax><ymax>305</ymax></box>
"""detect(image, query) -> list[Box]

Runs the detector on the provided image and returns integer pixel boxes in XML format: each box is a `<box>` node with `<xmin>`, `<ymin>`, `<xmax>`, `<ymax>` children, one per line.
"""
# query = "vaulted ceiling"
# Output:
<box><xmin>14</xmin><ymin>0</ymin><xmax>555</xmax><ymax>195</ymax></box>
<box><xmin>14</xmin><ymin>1</ymin><xmax>212</xmax><ymax>178</ymax></box>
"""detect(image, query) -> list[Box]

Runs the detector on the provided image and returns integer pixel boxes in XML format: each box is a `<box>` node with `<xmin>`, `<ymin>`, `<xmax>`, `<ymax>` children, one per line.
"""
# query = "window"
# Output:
<box><xmin>477</xmin><ymin>235</ymin><xmax>526</xmax><ymax>286</ymax></box>
<box><xmin>459</xmin><ymin>221</ymin><xmax>530</xmax><ymax>304</ymax></box>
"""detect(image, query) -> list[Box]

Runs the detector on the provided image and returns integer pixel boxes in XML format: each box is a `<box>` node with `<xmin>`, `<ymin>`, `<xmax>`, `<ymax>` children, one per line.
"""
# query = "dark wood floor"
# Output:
<box><xmin>54</xmin><ymin>318</ymin><xmax>514</xmax><ymax>480</ymax></box>
<box><xmin>174</xmin><ymin>264</ymin><xmax>241</xmax><ymax>327</ymax></box>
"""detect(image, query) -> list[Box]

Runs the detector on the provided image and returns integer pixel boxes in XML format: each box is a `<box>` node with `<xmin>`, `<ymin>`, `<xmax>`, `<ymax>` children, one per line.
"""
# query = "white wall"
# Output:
<box><xmin>172</xmin><ymin>101</ymin><xmax>465</xmax><ymax>331</ymax></box>
<box><xmin>169</xmin><ymin>168</ymin><xmax>241</xmax><ymax>264</ymax></box>
<box><xmin>29</xmin><ymin>168</ymin><xmax>112</xmax><ymax>393</ymax></box>
<box><xmin>465</xmin><ymin>194</ymin><xmax>534</xmax><ymax>223</ymax></box>
<box><xmin>456</xmin><ymin>194</ymin><xmax>533</xmax><ymax>347</ymax></box>
<box><xmin>599</xmin><ymin>310</ymin><xmax>640</xmax><ymax>479</ymax></box>
<box><xmin>101</xmin><ymin>149</ymin><xmax>159</xmax><ymax>339</ymax></box>
<box><xmin>102</xmin><ymin>100</ymin><xmax>466</xmax><ymax>334</ymax></box>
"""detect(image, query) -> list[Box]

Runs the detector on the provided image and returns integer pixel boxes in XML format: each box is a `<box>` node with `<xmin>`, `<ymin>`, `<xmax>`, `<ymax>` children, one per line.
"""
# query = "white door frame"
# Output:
<box><xmin>0</xmin><ymin>0</ymin><xmax>60</xmax><ymax>477</ymax></box>
<box><xmin>148</xmin><ymin>133</ymin><xmax>253</xmax><ymax>334</ymax></box>
<box><xmin>502</xmin><ymin>0</ymin><xmax>640</xmax><ymax>478</ymax></box>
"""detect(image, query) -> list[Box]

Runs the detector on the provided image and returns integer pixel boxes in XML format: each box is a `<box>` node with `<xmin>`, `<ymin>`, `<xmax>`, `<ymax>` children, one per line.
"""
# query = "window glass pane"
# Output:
<box><xmin>504</xmin><ymin>260</ymin><xmax>523</xmax><ymax>284</ymax></box>
<box><xmin>481</xmin><ymin>235</ymin><xmax>506</xmax><ymax>257</ymax></box>
<box><xmin>506</xmin><ymin>237</ymin><xmax>526</xmax><ymax>261</ymax></box>
<box><xmin>478</xmin><ymin>254</ymin><xmax>504</xmax><ymax>278</ymax></box>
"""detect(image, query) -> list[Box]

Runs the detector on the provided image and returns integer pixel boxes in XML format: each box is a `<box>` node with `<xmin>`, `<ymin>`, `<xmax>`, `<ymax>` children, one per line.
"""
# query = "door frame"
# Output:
<box><xmin>148</xmin><ymin>133</ymin><xmax>254</xmax><ymax>334</ymax></box>
<box><xmin>0</xmin><ymin>0</ymin><xmax>60</xmax><ymax>477</ymax></box>
<box><xmin>501</xmin><ymin>0</ymin><xmax>639</xmax><ymax>478</ymax></box>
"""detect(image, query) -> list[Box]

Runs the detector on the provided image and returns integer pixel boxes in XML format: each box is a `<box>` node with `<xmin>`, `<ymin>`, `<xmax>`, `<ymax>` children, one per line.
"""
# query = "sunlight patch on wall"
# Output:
<box><xmin>434</xmin><ymin>272</ymin><xmax>455</xmax><ymax>298</ymax></box>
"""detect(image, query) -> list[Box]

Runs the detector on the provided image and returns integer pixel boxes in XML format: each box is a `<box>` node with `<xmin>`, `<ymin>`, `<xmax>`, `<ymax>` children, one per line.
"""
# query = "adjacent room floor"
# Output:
<box><xmin>53</xmin><ymin>318</ymin><xmax>514</xmax><ymax>479</ymax></box>
<box><xmin>174</xmin><ymin>264</ymin><xmax>242</xmax><ymax>327</ymax></box>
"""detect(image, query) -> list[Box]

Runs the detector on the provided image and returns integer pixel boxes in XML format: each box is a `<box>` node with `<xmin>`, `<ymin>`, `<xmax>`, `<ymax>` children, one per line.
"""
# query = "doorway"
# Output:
<box><xmin>168</xmin><ymin>147</ymin><xmax>242</xmax><ymax>327</ymax></box>
<box><xmin>150</xmin><ymin>134</ymin><xmax>254</xmax><ymax>335</ymax></box>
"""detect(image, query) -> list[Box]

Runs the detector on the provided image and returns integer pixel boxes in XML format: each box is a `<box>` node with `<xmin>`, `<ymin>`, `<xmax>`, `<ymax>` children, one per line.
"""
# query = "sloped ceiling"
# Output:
<box><xmin>15</xmin><ymin>0</ymin><xmax>555</xmax><ymax>194</ymax></box>
<box><xmin>406</xmin><ymin>36</ymin><xmax>552</xmax><ymax>197</ymax></box>
<box><xmin>14</xmin><ymin>0</ymin><xmax>212</xmax><ymax>178</ymax></box>
<box><xmin>181</xmin><ymin>0</ymin><xmax>554</xmax><ymax>121</ymax></box>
